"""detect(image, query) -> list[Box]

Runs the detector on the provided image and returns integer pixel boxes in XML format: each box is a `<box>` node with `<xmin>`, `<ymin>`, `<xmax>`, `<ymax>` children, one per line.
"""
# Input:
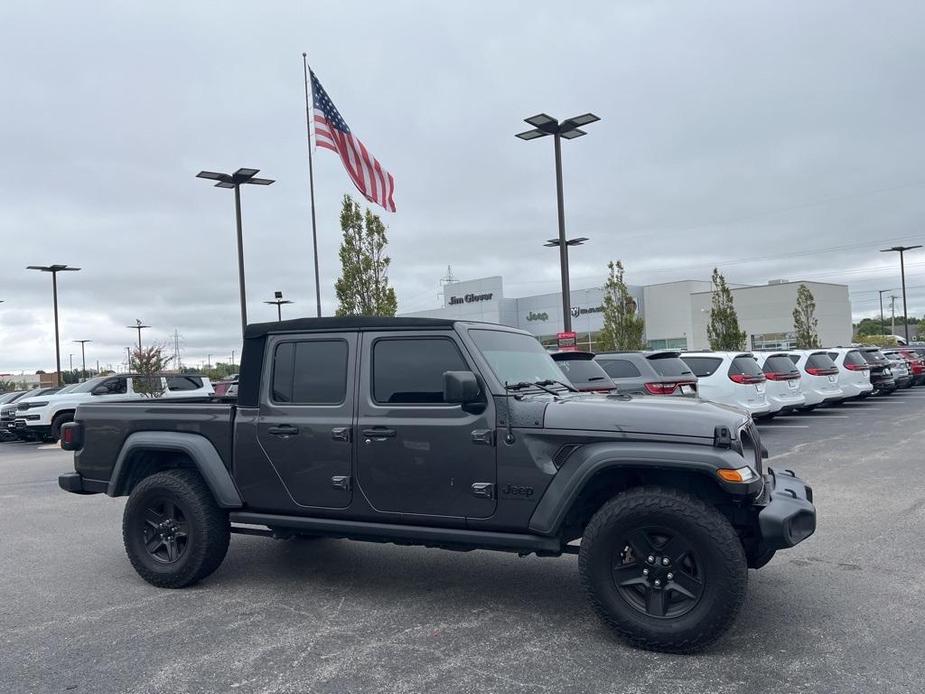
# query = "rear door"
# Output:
<box><xmin>256</xmin><ymin>333</ymin><xmax>357</xmax><ymax>509</ymax></box>
<box><xmin>355</xmin><ymin>330</ymin><xmax>497</xmax><ymax>520</ymax></box>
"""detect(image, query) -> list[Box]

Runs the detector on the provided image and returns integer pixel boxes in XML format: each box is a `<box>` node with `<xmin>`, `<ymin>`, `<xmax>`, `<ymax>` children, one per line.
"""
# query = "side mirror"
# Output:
<box><xmin>91</xmin><ymin>385</ymin><xmax>109</xmax><ymax>395</ymax></box>
<box><xmin>443</xmin><ymin>371</ymin><xmax>480</xmax><ymax>404</ymax></box>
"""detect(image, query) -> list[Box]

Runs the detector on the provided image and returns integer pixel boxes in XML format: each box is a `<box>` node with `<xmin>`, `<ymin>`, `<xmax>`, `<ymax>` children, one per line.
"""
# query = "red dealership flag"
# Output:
<box><xmin>310</xmin><ymin>70</ymin><xmax>397</xmax><ymax>213</ymax></box>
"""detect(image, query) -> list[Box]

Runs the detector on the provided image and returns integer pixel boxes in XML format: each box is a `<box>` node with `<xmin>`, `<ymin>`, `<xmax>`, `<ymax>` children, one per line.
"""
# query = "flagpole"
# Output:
<box><xmin>302</xmin><ymin>52</ymin><xmax>323</xmax><ymax>318</ymax></box>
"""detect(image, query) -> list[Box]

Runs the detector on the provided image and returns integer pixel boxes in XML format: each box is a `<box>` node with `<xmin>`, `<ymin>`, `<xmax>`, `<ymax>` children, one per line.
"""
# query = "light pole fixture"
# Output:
<box><xmin>264</xmin><ymin>290</ymin><xmax>293</xmax><ymax>322</ymax></box>
<box><xmin>880</xmin><ymin>245</ymin><xmax>922</xmax><ymax>344</ymax></box>
<box><xmin>128</xmin><ymin>319</ymin><xmax>151</xmax><ymax>351</ymax></box>
<box><xmin>197</xmin><ymin>168</ymin><xmax>275</xmax><ymax>337</ymax></box>
<box><xmin>544</xmin><ymin>237</ymin><xmax>589</xmax><ymax>248</ymax></box>
<box><xmin>27</xmin><ymin>264</ymin><xmax>81</xmax><ymax>386</ymax></box>
<box><xmin>73</xmin><ymin>339</ymin><xmax>91</xmax><ymax>378</ymax></box>
<box><xmin>516</xmin><ymin>112</ymin><xmax>600</xmax><ymax>333</ymax></box>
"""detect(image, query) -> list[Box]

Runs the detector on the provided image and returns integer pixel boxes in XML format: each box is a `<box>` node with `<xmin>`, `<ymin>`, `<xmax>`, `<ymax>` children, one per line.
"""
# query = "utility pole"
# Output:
<box><xmin>173</xmin><ymin>329</ymin><xmax>182</xmax><ymax>371</ymax></box>
<box><xmin>877</xmin><ymin>289</ymin><xmax>891</xmax><ymax>336</ymax></box>
<box><xmin>73</xmin><ymin>340</ymin><xmax>91</xmax><ymax>379</ymax></box>
<box><xmin>890</xmin><ymin>295</ymin><xmax>898</xmax><ymax>336</ymax></box>
<box><xmin>125</xmin><ymin>347</ymin><xmax>131</xmax><ymax>371</ymax></box>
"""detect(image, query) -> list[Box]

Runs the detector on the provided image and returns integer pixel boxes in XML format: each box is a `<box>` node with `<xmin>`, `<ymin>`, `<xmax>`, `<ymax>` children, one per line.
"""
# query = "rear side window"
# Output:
<box><xmin>599</xmin><ymin>359</ymin><xmax>641</xmax><ymax>379</ymax></box>
<box><xmin>682</xmin><ymin>357</ymin><xmax>723</xmax><ymax>377</ymax></box>
<box><xmin>166</xmin><ymin>376</ymin><xmax>203</xmax><ymax>391</ymax></box>
<box><xmin>763</xmin><ymin>355</ymin><xmax>799</xmax><ymax>375</ymax></box>
<box><xmin>806</xmin><ymin>353</ymin><xmax>837</xmax><ymax>370</ymax></box>
<box><xmin>272</xmin><ymin>340</ymin><xmax>348</xmax><ymax>405</ymax></box>
<box><xmin>646</xmin><ymin>355</ymin><xmax>693</xmax><ymax>377</ymax></box>
<box><xmin>373</xmin><ymin>337</ymin><xmax>467</xmax><ymax>404</ymax></box>
<box><xmin>729</xmin><ymin>356</ymin><xmax>763</xmax><ymax>377</ymax></box>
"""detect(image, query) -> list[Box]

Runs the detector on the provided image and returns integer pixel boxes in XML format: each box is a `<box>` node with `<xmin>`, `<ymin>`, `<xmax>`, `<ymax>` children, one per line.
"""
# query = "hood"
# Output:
<box><xmin>540</xmin><ymin>392</ymin><xmax>750</xmax><ymax>441</ymax></box>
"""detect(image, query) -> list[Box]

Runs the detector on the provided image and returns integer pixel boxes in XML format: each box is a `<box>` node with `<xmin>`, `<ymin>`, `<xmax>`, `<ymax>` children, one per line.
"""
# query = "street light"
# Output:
<box><xmin>73</xmin><ymin>339</ymin><xmax>91</xmax><ymax>378</ymax></box>
<box><xmin>264</xmin><ymin>290</ymin><xmax>293</xmax><ymax>322</ymax></box>
<box><xmin>877</xmin><ymin>289</ymin><xmax>893</xmax><ymax>336</ymax></box>
<box><xmin>516</xmin><ymin>112</ymin><xmax>600</xmax><ymax>333</ymax></box>
<box><xmin>880</xmin><ymin>245</ymin><xmax>922</xmax><ymax>344</ymax></box>
<box><xmin>26</xmin><ymin>264</ymin><xmax>81</xmax><ymax>386</ymax></box>
<box><xmin>196</xmin><ymin>168</ymin><xmax>275</xmax><ymax>337</ymax></box>
<box><xmin>128</xmin><ymin>319</ymin><xmax>151</xmax><ymax>350</ymax></box>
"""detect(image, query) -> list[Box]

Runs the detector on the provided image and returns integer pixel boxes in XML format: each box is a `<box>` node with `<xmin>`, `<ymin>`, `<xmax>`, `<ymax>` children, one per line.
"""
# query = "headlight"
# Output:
<box><xmin>716</xmin><ymin>466</ymin><xmax>759</xmax><ymax>484</ymax></box>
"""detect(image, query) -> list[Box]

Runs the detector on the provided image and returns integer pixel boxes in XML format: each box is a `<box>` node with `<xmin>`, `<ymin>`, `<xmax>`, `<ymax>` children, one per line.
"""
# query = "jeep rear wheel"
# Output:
<box><xmin>122</xmin><ymin>469</ymin><xmax>229</xmax><ymax>588</ymax></box>
<box><xmin>579</xmin><ymin>486</ymin><xmax>747</xmax><ymax>653</ymax></box>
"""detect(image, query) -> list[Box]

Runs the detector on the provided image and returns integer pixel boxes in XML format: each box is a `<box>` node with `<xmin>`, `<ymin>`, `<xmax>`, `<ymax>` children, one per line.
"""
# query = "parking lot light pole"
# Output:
<box><xmin>264</xmin><ymin>291</ymin><xmax>293</xmax><ymax>322</ymax></box>
<box><xmin>197</xmin><ymin>168</ymin><xmax>275</xmax><ymax>337</ymax></box>
<box><xmin>516</xmin><ymin>113</ymin><xmax>599</xmax><ymax>333</ymax></box>
<box><xmin>128</xmin><ymin>320</ymin><xmax>151</xmax><ymax>351</ymax></box>
<box><xmin>877</xmin><ymin>289</ymin><xmax>892</xmax><ymax>336</ymax></box>
<box><xmin>73</xmin><ymin>339</ymin><xmax>91</xmax><ymax>378</ymax></box>
<box><xmin>880</xmin><ymin>245</ymin><xmax>922</xmax><ymax>344</ymax></box>
<box><xmin>27</xmin><ymin>264</ymin><xmax>81</xmax><ymax>386</ymax></box>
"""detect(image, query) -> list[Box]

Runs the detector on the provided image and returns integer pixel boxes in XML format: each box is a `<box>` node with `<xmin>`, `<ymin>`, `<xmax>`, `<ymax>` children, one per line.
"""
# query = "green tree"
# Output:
<box><xmin>335</xmin><ymin>195</ymin><xmax>398</xmax><ymax>317</ymax></box>
<box><xmin>792</xmin><ymin>283</ymin><xmax>821</xmax><ymax>349</ymax></box>
<box><xmin>130</xmin><ymin>345</ymin><xmax>173</xmax><ymax>398</ymax></box>
<box><xmin>597</xmin><ymin>260</ymin><xmax>645</xmax><ymax>351</ymax></box>
<box><xmin>706</xmin><ymin>268</ymin><xmax>747</xmax><ymax>350</ymax></box>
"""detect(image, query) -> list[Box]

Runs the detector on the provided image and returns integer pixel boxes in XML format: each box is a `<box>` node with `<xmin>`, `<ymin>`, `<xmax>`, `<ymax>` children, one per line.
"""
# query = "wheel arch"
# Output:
<box><xmin>528</xmin><ymin>442</ymin><xmax>748</xmax><ymax>540</ymax></box>
<box><xmin>108</xmin><ymin>432</ymin><xmax>243</xmax><ymax>508</ymax></box>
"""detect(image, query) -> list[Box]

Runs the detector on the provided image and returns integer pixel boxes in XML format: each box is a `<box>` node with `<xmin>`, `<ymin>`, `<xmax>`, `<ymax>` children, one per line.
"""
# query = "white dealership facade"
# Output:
<box><xmin>404</xmin><ymin>276</ymin><xmax>852</xmax><ymax>351</ymax></box>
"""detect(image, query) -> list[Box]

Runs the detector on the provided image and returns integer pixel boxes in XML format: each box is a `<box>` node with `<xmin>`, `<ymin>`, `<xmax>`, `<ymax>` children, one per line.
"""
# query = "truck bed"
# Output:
<box><xmin>73</xmin><ymin>400</ymin><xmax>235</xmax><ymax>482</ymax></box>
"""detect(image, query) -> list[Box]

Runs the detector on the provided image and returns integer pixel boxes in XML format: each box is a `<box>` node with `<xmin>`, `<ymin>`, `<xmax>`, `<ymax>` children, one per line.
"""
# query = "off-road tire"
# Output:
<box><xmin>49</xmin><ymin>412</ymin><xmax>73</xmax><ymax>441</ymax></box>
<box><xmin>578</xmin><ymin>486</ymin><xmax>747</xmax><ymax>653</ymax></box>
<box><xmin>123</xmin><ymin>469</ymin><xmax>229</xmax><ymax>588</ymax></box>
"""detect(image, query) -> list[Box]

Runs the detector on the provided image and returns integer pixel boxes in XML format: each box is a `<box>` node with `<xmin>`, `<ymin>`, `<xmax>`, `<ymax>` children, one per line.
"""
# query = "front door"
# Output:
<box><xmin>256</xmin><ymin>333</ymin><xmax>356</xmax><ymax>509</ymax></box>
<box><xmin>355</xmin><ymin>331</ymin><xmax>497</xmax><ymax>520</ymax></box>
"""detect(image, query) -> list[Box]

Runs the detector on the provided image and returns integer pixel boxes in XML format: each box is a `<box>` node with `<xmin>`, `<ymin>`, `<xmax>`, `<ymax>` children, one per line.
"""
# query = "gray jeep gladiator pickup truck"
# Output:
<box><xmin>59</xmin><ymin>317</ymin><xmax>815</xmax><ymax>652</ymax></box>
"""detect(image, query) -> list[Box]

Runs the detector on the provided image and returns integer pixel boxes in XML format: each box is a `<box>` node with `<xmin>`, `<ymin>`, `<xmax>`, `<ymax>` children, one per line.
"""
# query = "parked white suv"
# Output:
<box><xmin>14</xmin><ymin>374</ymin><xmax>214</xmax><ymax>441</ymax></box>
<box><xmin>753</xmin><ymin>352</ymin><xmax>806</xmax><ymax>414</ymax></box>
<box><xmin>787</xmin><ymin>350</ymin><xmax>843</xmax><ymax>411</ymax></box>
<box><xmin>680</xmin><ymin>352</ymin><xmax>771</xmax><ymax>417</ymax></box>
<box><xmin>826</xmin><ymin>348</ymin><xmax>874</xmax><ymax>400</ymax></box>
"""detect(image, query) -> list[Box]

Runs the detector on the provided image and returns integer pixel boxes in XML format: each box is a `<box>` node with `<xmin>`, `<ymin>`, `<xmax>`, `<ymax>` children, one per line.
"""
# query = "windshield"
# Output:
<box><xmin>469</xmin><ymin>329</ymin><xmax>571</xmax><ymax>386</ymax></box>
<box><xmin>68</xmin><ymin>376</ymin><xmax>108</xmax><ymax>393</ymax></box>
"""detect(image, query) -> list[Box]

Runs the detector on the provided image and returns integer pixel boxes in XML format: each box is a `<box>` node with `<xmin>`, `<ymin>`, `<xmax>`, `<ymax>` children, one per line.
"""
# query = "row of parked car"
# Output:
<box><xmin>0</xmin><ymin>374</ymin><xmax>214</xmax><ymax>442</ymax></box>
<box><xmin>552</xmin><ymin>345</ymin><xmax>924</xmax><ymax>417</ymax></box>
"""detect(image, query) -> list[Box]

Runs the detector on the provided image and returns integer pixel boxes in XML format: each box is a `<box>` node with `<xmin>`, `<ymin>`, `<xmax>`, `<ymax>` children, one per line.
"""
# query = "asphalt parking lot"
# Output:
<box><xmin>2</xmin><ymin>392</ymin><xmax>925</xmax><ymax>694</ymax></box>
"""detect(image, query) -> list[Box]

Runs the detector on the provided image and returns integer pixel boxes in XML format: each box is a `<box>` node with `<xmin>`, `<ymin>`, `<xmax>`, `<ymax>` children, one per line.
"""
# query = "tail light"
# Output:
<box><xmin>843</xmin><ymin>363</ymin><xmax>869</xmax><ymax>371</ymax></box>
<box><xmin>644</xmin><ymin>382</ymin><xmax>677</xmax><ymax>395</ymax></box>
<box><xmin>805</xmin><ymin>367</ymin><xmax>838</xmax><ymax>376</ymax></box>
<box><xmin>60</xmin><ymin>422</ymin><xmax>83</xmax><ymax>451</ymax></box>
<box><xmin>729</xmin><ymin>373</ymin><xmax>766</xmax><ymax>384</ymax></box>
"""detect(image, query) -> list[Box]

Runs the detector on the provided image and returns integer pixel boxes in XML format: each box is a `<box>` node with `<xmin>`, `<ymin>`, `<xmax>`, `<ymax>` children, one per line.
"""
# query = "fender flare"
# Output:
<box><xmin>108</xmin><ymin>431</ymin><xmax>243</xmax><ymax>508</ymax></box>
<box><xmin>528</xmin><ymin>441</ymin><xmax>750</xmax><ymax>536</ymax></box>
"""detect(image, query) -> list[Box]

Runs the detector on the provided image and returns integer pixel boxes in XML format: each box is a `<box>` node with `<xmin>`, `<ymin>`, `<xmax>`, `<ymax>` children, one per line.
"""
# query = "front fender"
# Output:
<box><xmin>528</xmin><ymin>441</ymin><xmax>753</xmax><ymax>536</ymax></box>
<box><xmin>108</xmin><ymin>431</ymin><xmax>243</xmax><ymax>508</ymax></box>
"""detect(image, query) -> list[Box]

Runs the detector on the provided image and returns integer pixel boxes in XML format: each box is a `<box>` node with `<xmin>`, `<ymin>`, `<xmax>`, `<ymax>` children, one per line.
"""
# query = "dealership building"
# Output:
<box><xmin>404</xmin><ymin>276</ymin><xmax>852</xmax><ymax>351</ymax></box>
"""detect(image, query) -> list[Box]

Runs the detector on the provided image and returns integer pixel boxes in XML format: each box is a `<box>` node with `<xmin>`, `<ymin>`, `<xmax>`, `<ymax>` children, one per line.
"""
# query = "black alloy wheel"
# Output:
<box><xmin>611</xmin><ymin>526</ymin><xmax>703</xmax><ymax>619</ymax></box>
<box><xmin>141</xmin><ymin>498</ymin><xmax>189</xmax><ymax>564</ymax></box>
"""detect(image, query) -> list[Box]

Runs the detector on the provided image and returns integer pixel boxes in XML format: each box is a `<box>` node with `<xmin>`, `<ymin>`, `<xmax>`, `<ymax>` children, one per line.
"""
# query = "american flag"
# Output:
<box><xmin>310</xmin><ymin>71</ymin><xmax>396</xmax><ymax>213</ymax></box>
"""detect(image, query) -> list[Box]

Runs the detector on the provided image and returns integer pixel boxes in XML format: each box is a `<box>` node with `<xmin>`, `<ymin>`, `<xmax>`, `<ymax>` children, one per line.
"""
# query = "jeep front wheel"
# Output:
<box><xmin>122</xmin><ymin>469</ymin><xmax>230</xmax><ymax>588</ymax></box>
<box><xmin>578</xmin><ymin>486</ymin><xmax>747</xmax><ymax>653</ymax></box>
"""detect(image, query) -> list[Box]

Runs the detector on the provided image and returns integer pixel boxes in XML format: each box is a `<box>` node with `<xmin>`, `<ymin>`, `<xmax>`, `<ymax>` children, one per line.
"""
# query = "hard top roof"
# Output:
<box><xmin>244</xmin><ymin>316</ymin><xmax>459</xmax><ymax>339</ymax></box>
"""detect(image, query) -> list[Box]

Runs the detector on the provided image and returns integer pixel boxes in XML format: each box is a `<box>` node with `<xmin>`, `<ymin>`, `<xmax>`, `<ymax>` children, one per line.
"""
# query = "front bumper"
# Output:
<box><xmin>757</xmin><ymin>467</ymin><xmax>816</xmax><ymax>550</ymax></box>
<box><xmin>58</xmin><ymin>472</ymin><xmax>107</xmax><ymax>495</ymax></box>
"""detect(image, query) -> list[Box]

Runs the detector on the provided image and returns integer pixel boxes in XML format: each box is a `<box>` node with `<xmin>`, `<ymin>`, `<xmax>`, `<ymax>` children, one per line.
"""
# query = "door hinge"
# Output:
<box><xmin>471</xmin><ymin>429</ymin><xmax>495</xmax><ymax>446</ymax></box>
<box><xmin>331</xmin><ymin>475</ymin><xmax>351</xmax><ymax>491</ymax></box>
<box><xmin>471</xmin><ymin>482</ymin><xmax>494</xmax><ymax>499</ymax></box>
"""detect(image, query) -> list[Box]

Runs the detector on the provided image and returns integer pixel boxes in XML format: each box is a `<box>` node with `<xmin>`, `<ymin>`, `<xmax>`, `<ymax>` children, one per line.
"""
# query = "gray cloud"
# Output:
<box><xmin>2</xmin><ymin>1</ymin><xmax>925</xmax><ymax>372</ymax></box>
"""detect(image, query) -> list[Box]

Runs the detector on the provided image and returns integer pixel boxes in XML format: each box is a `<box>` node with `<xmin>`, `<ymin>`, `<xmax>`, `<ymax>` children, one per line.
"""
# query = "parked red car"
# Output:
<box><xmin>894</xmin><ymin>350</ymin><xmax>925</xmax><ymax>385</ymax></box>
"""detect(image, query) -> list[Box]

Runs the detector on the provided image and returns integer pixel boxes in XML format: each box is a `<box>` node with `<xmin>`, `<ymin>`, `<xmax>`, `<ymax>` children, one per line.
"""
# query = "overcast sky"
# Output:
<box><xmin>2</xmin><ymin>1</ymin><xmax>924</xmax><ymax>373</ymax></box>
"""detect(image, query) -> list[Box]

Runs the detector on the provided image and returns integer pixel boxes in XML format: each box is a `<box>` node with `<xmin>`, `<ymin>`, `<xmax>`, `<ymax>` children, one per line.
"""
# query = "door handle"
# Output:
<box><xmin>362</xmin><ymin>427</ymin><xmax>396</xmax><ymax>442</ymax></box>
<box><xmin>268</xmin><ymin>424</ymin><xmax>299</xmax><ymax>436</ymax></box>
<box><xmin>331</xmin><ymin>427</ymin><xmax>351</xmax><ymax>442</ymax></box>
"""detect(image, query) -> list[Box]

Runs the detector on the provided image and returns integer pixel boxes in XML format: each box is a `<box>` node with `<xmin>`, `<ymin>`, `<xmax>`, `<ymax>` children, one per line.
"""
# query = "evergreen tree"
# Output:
<box><xmin>706</xmin><ymin>268</ymin><xmax>747</xmax><ymax>350</ymax></box>
<box><xmin>792</xmin><ymin>283</ymin><xmax>820</xmax><ymax>349</ymax></box>
<box><xmin>335</xmin><ymin>195</ymin><xmax>398</xmax><ymax>317</ymax></box>
<box><xmin>598</xmin><ymin>260</ymin><xmax>645</xmax><ymax>351</ymax></box>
